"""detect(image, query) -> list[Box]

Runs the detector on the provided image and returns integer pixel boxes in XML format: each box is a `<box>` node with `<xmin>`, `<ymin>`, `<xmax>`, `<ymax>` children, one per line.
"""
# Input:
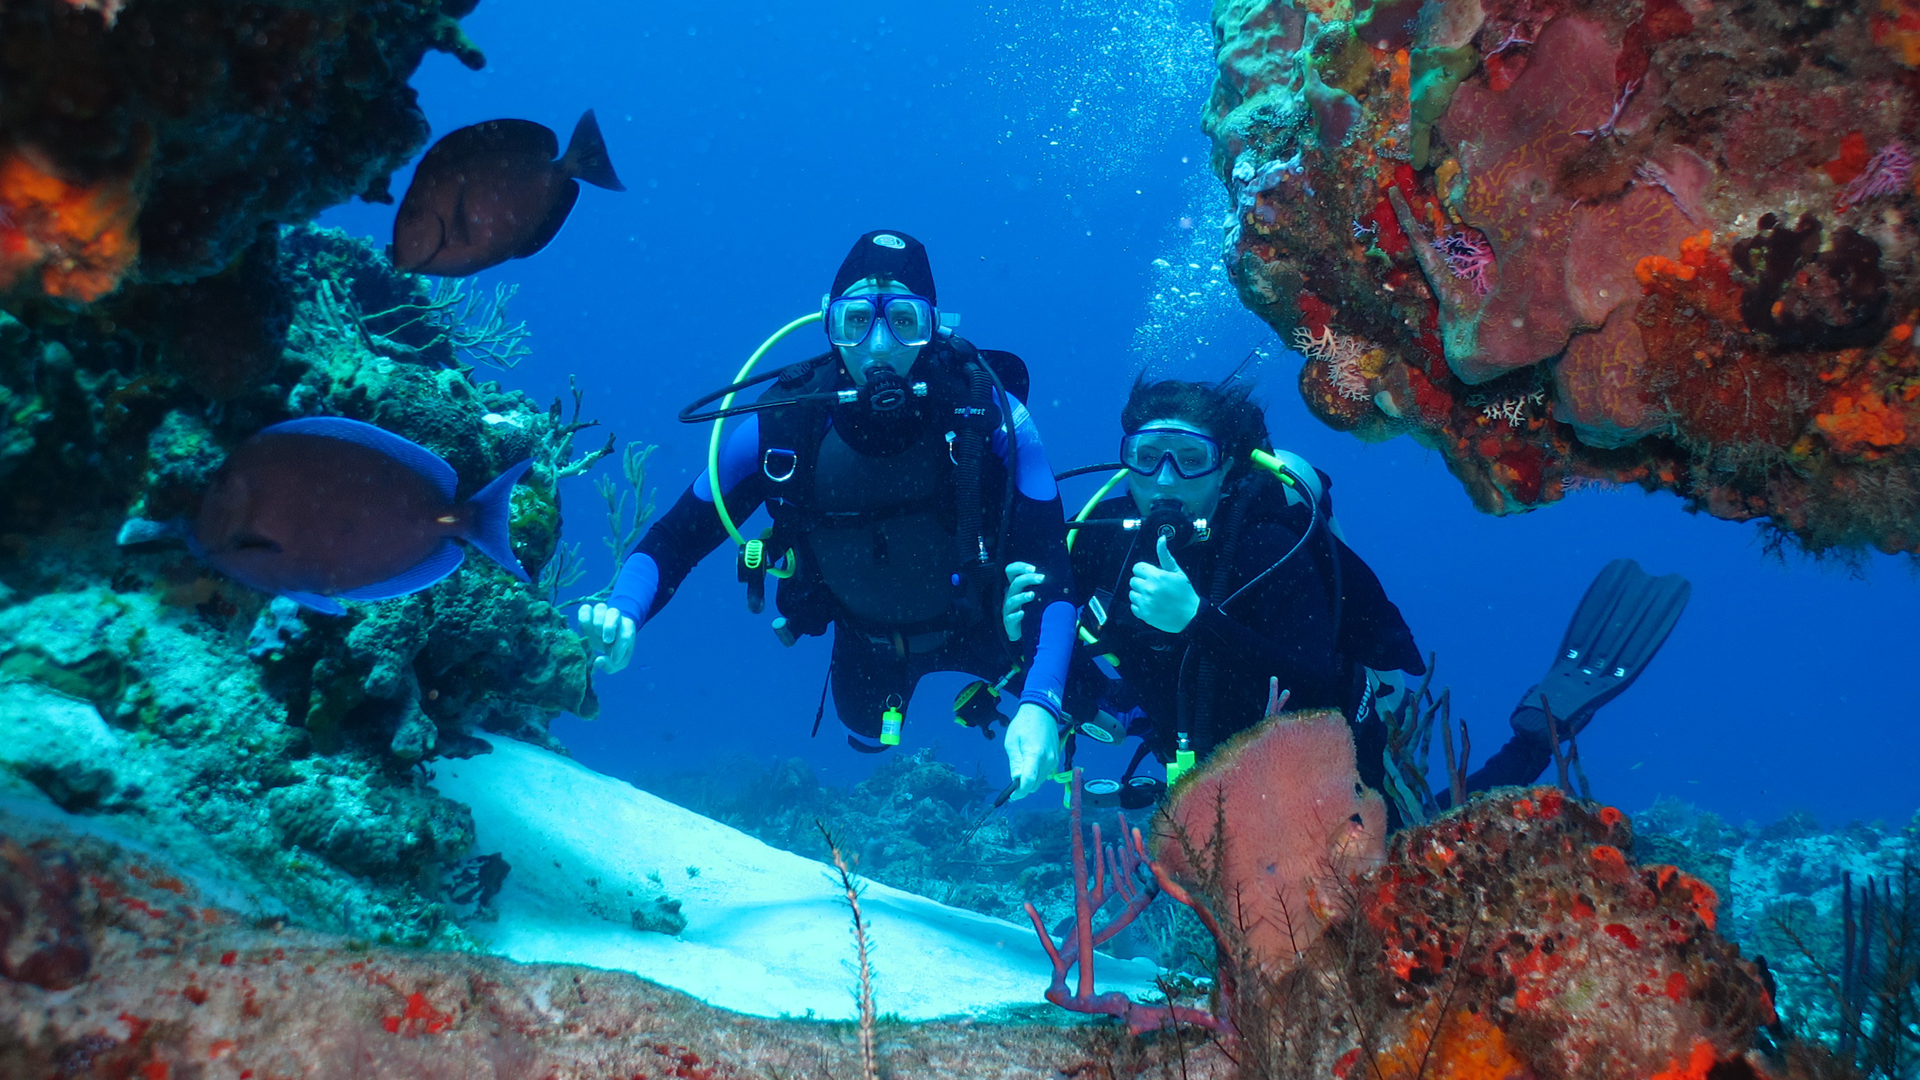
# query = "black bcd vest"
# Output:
<box><xmin>753</xmin><ymin>338</ymin><xmax>1028</xmax><ymax>639</ymax></box>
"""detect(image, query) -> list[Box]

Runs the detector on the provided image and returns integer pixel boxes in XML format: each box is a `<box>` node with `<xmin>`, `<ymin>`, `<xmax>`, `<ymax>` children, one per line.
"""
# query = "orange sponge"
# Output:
<box><xmin>0</xmin><ymin>151</ymin><xmax>140</xmax><ymax>303</ymax></box>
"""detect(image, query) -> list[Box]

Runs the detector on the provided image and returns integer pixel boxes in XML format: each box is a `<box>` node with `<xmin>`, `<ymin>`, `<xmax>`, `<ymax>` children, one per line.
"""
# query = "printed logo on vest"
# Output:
<box><xmin>872</xmin><ymin>234</ymin><xmax>906</xmax><ymax>249</ymax></box>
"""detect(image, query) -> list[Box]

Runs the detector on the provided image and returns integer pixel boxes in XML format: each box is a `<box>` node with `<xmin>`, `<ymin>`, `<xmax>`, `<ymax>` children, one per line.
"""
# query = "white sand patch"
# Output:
<box><xmin>431</xmin><ymin>737</ymin><xmax>1163</xmax><ymax>1020</ymax></box>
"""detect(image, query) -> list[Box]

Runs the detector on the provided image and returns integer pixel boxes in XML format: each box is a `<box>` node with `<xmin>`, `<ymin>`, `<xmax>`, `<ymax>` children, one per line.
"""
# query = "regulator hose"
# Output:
<box><xmin>953</xmin><ymin>360</ymin><xmax>993</xmax><ymax>576</ymax></box>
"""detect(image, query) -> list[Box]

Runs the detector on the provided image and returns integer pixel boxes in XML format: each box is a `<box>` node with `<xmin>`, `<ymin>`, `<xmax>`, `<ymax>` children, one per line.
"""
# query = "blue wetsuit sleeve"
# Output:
<box><xmin>610</xmin><ymin>418</ymin><xmax>766</xmax><ymax>625</ymax></box>
<box><xmin>608</xmin><ymin>554</ymin><xmax>661</xmax><ymax>627</ymax></box>
<box><xmin>989</xmin><ymin>397</ymin><xmax>1057</xmax><ymax>501</ymax></box>
<box><xmin>995</xmin><ymin>395</ymin><xmax>1074</xmax><ymax>718</ymax></box>
<box><xmin>998</xmin><ymin>395</ymin><xmax>1071</xmax><ymax>610</ymax></box>
<box><xmin>1019</xmin><ymin>600</ymin><xmax>1076</xmax><ymax>718</ymax></box>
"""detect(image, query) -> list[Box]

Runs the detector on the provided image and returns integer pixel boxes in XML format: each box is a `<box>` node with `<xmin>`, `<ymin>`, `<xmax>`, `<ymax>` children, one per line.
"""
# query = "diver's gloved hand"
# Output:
<box><xmin>1129</xmin><ymin>535</ymin><xmax>1201</xmax><ymax>634</ymax></box>
<box><xmin>575</xmin><ymin>601</ymin><xmax>637</xmax><ymax>674</ymax></box>
<box><xmin>1004</xmin><ymin>703</ymin><xmax>1061</xmax><ymax>800</ymax></box>
<box><xmin>1002</xmin><ymin>561</ymin><xmax>1044</xmax><ymax>642</ymax></box>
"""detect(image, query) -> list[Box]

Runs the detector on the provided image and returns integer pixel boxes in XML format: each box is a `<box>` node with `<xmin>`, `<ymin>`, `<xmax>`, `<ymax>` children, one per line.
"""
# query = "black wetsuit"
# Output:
<box><xmin>1067</xmin><ymin>465</ymin><xmax>1561</xmax><ymax>801</ymax></box>
<box><xmin>611</xmin><ymin>339</ymin><xmax>1078</xmax><ymax>742</ymax></box>
<box><xmin>1066</xmin><ymin>468</ymin><xmax>1421</xmax><ymax>766</ymax></box>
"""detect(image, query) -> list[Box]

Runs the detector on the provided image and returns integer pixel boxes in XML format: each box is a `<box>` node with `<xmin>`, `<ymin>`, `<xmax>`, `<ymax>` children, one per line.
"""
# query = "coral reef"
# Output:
<box><xmin>1635</xmin><ymin>798</ymin><xmax>1920</xmax><ymax>1075</ymax></box>
<box><xmin>0</xmin><ymin>815</ymin><xmax>1227</xmax><ymax>1080</ymax></box>
<box><xmin>1</xmin><ymin>225</ymin><xmax>602</xmax><ymax>945</ymax></box>
<box><xmin>0</xmin><ymin>0</ymin><xmax>484</xmax><ymax>300</ymax></box>
<box><xmin>1206</xmin><ymin>0</ymin><xmax>1920</xmax><ymax>555</ymax></box>
<box><xmin>1038</xmin><ymin>770</ymin><xmax>1780</xmax><ymax>1079</ymax></box>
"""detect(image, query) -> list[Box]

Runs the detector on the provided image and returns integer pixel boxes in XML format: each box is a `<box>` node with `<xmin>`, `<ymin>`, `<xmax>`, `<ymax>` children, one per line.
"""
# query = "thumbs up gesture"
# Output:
<box><xmin>1129</xmin><ymin>534</ymin><xmax>1202</xmax><ymax>634</ymax></box>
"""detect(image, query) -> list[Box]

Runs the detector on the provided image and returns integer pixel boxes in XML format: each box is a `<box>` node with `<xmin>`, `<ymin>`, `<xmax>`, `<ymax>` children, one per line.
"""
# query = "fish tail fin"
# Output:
<box><xmin>561</xmin><ymin>110</ymin><xmax>626</xmax><ymax>192</ymax></box>
<box><xmin>463</xmin><ymin>458</ymin><xmax>535</xmax><ymax>582</ymax></box>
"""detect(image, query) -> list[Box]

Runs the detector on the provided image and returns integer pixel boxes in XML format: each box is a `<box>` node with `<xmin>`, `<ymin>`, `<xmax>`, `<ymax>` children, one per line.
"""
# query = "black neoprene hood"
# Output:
<box><xmin>831</xmin><ymin>229</ymin><xmax>937</xmax><ymax>303</ymax></box>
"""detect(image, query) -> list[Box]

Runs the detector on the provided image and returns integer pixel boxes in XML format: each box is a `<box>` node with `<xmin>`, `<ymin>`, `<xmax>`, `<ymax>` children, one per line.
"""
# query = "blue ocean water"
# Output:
<box><xmin>321</xmin><ymin>0</ymin><xmax>1918</xmax><ymax>829</ymax></box>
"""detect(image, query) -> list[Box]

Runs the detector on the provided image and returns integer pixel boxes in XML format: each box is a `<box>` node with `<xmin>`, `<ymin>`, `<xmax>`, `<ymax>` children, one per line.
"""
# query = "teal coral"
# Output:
<box><xmin>0</xmin><ymin>225</ymin><xmax>602</xmax><ymax>945</ymax></box>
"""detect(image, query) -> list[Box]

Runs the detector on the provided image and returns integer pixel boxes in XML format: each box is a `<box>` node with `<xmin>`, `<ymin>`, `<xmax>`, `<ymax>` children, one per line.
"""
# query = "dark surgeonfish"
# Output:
<box><xmin>179</xmin><ymin>417</ymin><xmax>532</xmax><ymax>615</ymax></box>
<box><xmin>391</xmin><ymin>110</ymin><xmax>626</xmax><ymax>276</ymax></box>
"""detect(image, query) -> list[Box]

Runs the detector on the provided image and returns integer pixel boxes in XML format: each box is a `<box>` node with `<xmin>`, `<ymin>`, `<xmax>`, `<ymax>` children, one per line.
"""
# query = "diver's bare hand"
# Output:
<box><xmin>1004</xmin><ymin>702</ymin><xmax>1062</xmax><ymax>800</ymax></box>
<box><xmin>575</xmin><ymin>601</ymin><xmax>636</xmax><ymax>674</ymax></box>
<box><xmin>1002</xmin><ymin>561</ymin><xmax>1044</xmax><ymax>642</ymax></box>
<box><xmin>1129</xmin><ymin>534</ymin><xmax>1201</xmax><ymax>634</ymax></box>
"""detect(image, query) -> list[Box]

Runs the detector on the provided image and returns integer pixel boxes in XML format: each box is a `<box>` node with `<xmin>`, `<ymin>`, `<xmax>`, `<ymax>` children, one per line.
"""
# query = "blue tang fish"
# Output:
<box><xmin>390</xmin><ymin>110</ymin><xmax>625</xmax><ymax>277</ymax></box>
<box><xmin>188</xmin><ymin>417</ymin><xmax>532</xmax><ymax>615</ymax></box>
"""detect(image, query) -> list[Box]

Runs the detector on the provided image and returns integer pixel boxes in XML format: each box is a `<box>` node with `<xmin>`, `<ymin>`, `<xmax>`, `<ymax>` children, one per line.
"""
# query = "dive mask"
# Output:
<box><xmin>826</xmin><ymin>293</ymin><xmax>936</xmax><ymax>348</ymax></box>
<box><xmin>1120</xmin><ymin>428</ymin><xmax>1224</xmax><ymax>479</ymax></box>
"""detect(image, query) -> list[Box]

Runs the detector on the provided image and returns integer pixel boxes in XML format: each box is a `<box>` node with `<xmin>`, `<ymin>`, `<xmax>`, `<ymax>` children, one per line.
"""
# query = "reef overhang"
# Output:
<box><xmin>1206</xmin><ymin>0</ymin><xmax>1920</xmax><ymax>555</ymax></box>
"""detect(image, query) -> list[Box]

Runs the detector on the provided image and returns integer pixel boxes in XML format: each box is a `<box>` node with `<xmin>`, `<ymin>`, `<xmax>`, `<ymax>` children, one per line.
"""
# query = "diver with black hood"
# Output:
<box><xmin>578</xmin><ymin>230</ymin><xmax>1077</xmax><ymax>799</ymax></box>
<box><xmin>1008</xmin><ymin>372</ymin><xmax>1690</xmax><ymax>814</ymax></box>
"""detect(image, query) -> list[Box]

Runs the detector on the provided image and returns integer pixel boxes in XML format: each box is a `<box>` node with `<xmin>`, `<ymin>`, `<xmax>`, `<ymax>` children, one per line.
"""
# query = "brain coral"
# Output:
<box><xmin>1206</xmin><ymin>0</ymin><xmax>1920</xmax><ymax>556</ymax></box>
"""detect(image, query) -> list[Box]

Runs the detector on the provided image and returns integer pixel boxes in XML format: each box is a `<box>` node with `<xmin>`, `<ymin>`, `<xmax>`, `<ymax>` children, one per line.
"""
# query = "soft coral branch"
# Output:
<box><xmin>1024</xmin><ymin>770</ymin><xmax>1234</xmax><ymax>1036</ymax></box>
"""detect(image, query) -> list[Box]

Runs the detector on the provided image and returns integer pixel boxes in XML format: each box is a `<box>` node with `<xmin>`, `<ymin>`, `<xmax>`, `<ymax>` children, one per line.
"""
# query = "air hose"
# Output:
<box><xmin>953</xmin><ymin>361</ymin><xmax>992</xmax><ymax>575</ymax></box>
<box><xmin>706</xmin><ymin>312</ymin><xmax>823</xmax><ymax>550</ymax></box>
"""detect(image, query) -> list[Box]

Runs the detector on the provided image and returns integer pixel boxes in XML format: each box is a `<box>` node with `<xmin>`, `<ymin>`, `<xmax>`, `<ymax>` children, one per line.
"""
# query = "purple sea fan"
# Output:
<box><xmin>1843</xmin><ymin>141</ymin><xmax>1914</xmax><ymax>207</ymax></box>
<box><xmin>1434</xmin><ymin>228</ymin><xmax>1496</xmax><ymax>295</ymax></box>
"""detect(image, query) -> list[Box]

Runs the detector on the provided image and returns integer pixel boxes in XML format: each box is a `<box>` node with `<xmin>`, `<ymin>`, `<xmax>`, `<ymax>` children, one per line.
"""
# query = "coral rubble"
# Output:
<box><xmin>1206</xmin><ymin>0</ymin><xmax>1920</xmax><ymax>555</ymax></box>
<box><xmin>0</xmin><ymin>0</ymin><xmax>484</xmax><ymax>299</ymax></box>
<box><xmin>0</xmin><ymin>817</ymin><xmax>1215</xmax><ymax>1080</ymax></box>
<box><xmin>1</xmin><ymin>225</ymin><xmax>598</xmax><ymax>945</ymax></box>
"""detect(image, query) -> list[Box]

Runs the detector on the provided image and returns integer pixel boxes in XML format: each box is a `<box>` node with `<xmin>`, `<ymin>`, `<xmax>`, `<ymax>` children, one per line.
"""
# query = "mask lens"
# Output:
<box><xmin>880</xmin><ymin>296</ymin><xmax>933</xmax><ymax>347</ymax></box>
<box><xmin>828</xmin><ymin>298</ymin><xmax>878</xmax><ymax>347</ymax></box>
<box><xmin>1122</xmin><ymin>430</ymin><xmax>1221</xmax><ymax>478</ymax></box>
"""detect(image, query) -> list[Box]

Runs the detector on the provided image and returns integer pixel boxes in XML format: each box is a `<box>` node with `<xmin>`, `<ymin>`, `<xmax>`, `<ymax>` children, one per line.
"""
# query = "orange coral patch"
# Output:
<box><xmin>0</xmin><ymin>151</ymin><xmax>141</xmax><ymax>303</ymax></box>
<box><xmin>1815</xmin><ymin>389</ymin><xmax>1907</xmax><ymax>454</ymax></box>
<box><xmin>1377</xmin><ymin>1008</ymin><xmax>1527</xmax><ymax>1080</ymax></box>
<box><xmin>1651</xmin><ymin>1040</ymin><xmax>1718</xmax><ymax>1080</ymax></box>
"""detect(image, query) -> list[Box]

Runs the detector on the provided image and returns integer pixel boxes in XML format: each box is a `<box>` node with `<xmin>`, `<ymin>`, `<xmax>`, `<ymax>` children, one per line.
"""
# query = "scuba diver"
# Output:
<box><xmin>577</xmin><ymin>230</ymin><xmax>1076</xmax><ymax>800</ymax></box>
<box><xmin>1005</xmin><ymin>372</ymin><xmax>1690</xmax><ymax>813</ymax></box>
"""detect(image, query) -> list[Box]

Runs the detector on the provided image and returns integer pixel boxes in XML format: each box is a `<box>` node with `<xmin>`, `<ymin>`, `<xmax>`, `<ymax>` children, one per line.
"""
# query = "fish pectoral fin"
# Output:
<box><xmin>334</xmin><ymin>540</ymin><xmax>466</xmax><ymax>602</ymax></box>
<box><xmin>282</xmin><ymin>591</ymin><xmax>347</xmax><ymax>616</ymax></box>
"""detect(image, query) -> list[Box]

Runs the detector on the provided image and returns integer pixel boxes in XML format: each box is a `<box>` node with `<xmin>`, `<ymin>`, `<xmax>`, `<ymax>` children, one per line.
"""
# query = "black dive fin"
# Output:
<box><xmin>1510</xmin><ymin>558</ymin><xmax>1690</xmax><ymax>740</ymax></box>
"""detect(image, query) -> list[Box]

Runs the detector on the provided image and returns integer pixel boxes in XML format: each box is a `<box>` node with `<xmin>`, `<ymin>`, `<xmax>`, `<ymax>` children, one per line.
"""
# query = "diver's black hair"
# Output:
<box><xmin>1121</xmin><ymin>372</ymin><xmax>1272</xmax><ymax>480</ymax></box>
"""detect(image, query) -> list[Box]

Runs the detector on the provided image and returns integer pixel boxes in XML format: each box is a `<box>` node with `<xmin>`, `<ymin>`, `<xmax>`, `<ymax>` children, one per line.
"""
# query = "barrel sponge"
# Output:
<box><xmin>1153</xmin><ymin>704</ymin><xmax>1387</xmax><ymax>972</ymax></box>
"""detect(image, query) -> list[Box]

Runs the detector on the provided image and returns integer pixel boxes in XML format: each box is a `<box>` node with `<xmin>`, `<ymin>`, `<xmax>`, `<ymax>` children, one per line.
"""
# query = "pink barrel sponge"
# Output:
<box><xmin>1153</xmin><ymin>690</ymin><xmax>1388</xmax><ymax>973</ymax></box>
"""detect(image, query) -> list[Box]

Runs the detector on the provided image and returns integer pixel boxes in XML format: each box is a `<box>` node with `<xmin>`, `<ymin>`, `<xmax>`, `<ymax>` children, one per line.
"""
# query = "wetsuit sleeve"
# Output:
<box><xmin>608</xmin><ymin>417</ymin><xmax>766</xmax><ymax>627</ymax></box>
<box><xmin>993</xmin><ymin>395</ymin><xmax>1074</xmax><ymax>719</ymax></box>
<box><xmin>1182</xmin><ymin>527</ymin><xmax>1347</xmax><ymax>707</ymax></box>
